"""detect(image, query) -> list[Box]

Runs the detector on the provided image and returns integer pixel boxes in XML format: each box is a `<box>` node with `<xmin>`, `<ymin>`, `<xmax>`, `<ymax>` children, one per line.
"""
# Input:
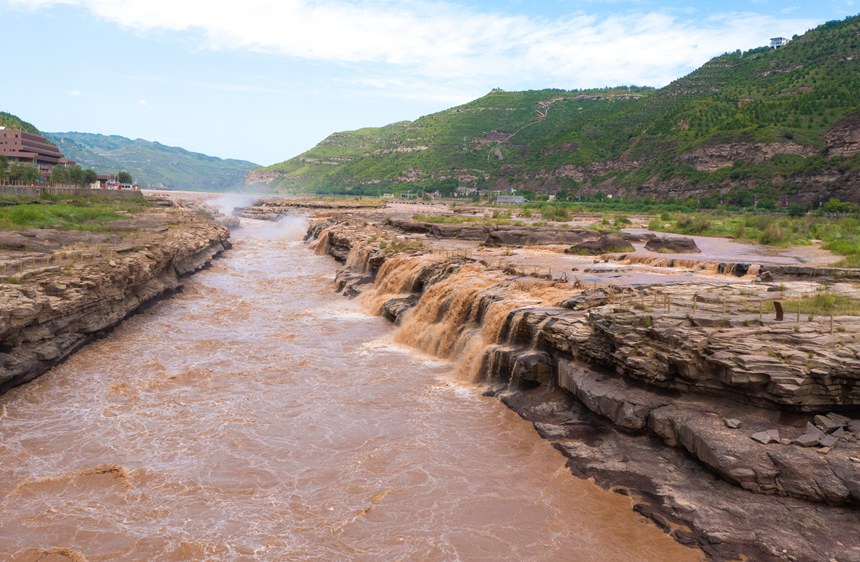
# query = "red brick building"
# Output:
<box><xmin>0</xmin><ymin>127</ymin><xmax>73</xmax><ymax>173</ymax></box>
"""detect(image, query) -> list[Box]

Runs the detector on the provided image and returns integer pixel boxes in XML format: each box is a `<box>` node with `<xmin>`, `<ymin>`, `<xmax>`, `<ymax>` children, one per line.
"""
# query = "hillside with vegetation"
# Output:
<box><xmin>251</xmin><ymin>15</ymin><xmax>860</xmax><ymax>207</ymax></box>
<box><xmin>46</xmin><ymin>132</ymin><xmax>259</xmax><ymax>191</ymax></box>
<box><xmin>0</xmin><ymin>112</ymin><xmax>40</xmax><ymax>134</ymax></box>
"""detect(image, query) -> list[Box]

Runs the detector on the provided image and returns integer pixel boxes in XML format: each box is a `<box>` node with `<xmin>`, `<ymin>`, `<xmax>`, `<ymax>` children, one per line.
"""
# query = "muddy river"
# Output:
<box><xmin>0</xmin><ymin>218</ymin><xmax>700</xmax><ymax>561</ymax></box>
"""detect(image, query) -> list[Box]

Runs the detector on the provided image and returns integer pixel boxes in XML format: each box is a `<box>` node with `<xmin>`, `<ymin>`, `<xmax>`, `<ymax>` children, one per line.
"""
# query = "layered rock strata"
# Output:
<box><xmin>309</xmin><ymin>216</ymin><xmax>860</xmax><ymax>562</ymax></box>
<box><xmin>0</xmin><ymin>208</ymin><xmax>230</xmax><ymax>394</ymax></box>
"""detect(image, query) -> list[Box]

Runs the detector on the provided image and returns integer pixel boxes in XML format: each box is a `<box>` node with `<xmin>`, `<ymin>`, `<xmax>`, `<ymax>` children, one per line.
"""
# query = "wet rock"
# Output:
<box><xmin>382</xmin><ymin>295</ymin><xmax>420</xmax><ymax>324</ymax></box>
<box><xmin>724</xmin><ymin>418</ymin><xmax>742</xmax><ymax>429</ymax></box>
<box><xmin>533</xmin><ymin>422</ymin><xmax>569</xmax><ymax>439</ymax></box>
<box><xmin>644</xmin><ymin>237</ymin><xmax>701</xmax><ymax>254</ymax></box>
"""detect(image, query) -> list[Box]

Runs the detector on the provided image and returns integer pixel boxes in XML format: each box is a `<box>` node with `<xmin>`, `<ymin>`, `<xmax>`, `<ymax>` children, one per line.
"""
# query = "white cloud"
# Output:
<box><xmin>7</xmin><ymin>0</ymin><xmax>819</xmax><ymax>92</ymax></box>
<box><xmin>68</xmin><ymin>90</ymin><xmax>81</xmax><ymax>96</ymax></box>
<box><xmin>138</xmin><ymin>98</ymin><xmax>148</xmax><ymax>107</ymax></box>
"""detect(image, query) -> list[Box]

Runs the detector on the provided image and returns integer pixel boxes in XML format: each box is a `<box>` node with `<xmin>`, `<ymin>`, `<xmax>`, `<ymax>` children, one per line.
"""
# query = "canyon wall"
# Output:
<box><xmin>0</xmin><ymin>209</ymin><xmax>230</xmax><ymax>394</ymax></box>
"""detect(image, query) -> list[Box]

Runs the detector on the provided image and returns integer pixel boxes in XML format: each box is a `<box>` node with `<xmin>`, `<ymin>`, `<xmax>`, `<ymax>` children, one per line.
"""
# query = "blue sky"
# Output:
<box><xmin>2</xmin><ymin>0</ymin><xmax>857</xmax><ymax>165</ymax></box>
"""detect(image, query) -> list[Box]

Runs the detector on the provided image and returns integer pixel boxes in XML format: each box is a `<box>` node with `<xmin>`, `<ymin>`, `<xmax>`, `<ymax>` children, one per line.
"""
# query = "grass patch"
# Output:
<box><xmin>649</xmin><ymin>211</ymin><xmax>860</xmax><ymax>263</ymax></box>
<box><xmin>772</xmin><ymin>291</ymin><xmax>860</xmax><ymax>316</ymax></box>
<box><xmin>412</xmin><ymin>213</ymin><xmax>522</xmax><ymax>226</ymax></box>
<box><xmin>0</xmin><ymin>194</ymin><xmax>151</xmax><ymax>232</ymax></box>
<box><xmin>378</xmin><ymin>238</ymin><xmax>426</xmax><ymax>255</ymax></box>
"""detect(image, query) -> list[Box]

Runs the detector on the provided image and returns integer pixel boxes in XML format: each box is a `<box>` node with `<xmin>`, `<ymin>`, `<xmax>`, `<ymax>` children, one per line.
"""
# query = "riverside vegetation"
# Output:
<box><xmin>0</xmin><ymin>193</ymin><xmax>152</xmax><ymax>232</ymax></box>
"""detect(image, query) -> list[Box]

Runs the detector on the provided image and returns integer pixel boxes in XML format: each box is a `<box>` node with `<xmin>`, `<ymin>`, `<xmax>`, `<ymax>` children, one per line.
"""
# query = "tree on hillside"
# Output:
<box><xmin>0</xmin><ymin>155</ymin><xmax>8</xmax><ymax>183</ymax></box>
<box><xmin>116</xmin><ymin>171</ymin><xmax>133</xmax><ymax>184</ymax></box>
<box><xmin>68</xmin><ymin>166</ymin><xmax>85</xmax><ymax>186</ymax></box>
<box><xmin>82</xmin><ymin>169</ymin><xmax>97</xmax><ymax>185</ymax></box>
<box><xmin>50</xmin><ymin>165</ymin><xmax>69</xmax><ymax>184</ymax></box>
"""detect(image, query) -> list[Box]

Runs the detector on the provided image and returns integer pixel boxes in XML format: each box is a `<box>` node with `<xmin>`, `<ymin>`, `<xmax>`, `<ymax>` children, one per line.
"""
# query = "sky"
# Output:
<box><xmin>2</xmin><ymin>1</ymin><xmax>857</xmax><ymax>166</ymax></box>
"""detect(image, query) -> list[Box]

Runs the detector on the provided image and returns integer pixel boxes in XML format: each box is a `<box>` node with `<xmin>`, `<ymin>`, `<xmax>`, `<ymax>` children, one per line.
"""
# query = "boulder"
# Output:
<box><xmin>382</xmin><ymin>295</ymin><xmax>420</xmax><ymax>324</ymax></box>
<box><xmin>815</xmin><ymin>414</ymin><xmax>845</xmax><ymax>433</ymax></box>
<box><xmin>751</xmin><ymin>430</ymin><xmax>780</xmax><ymax>444</ymax></box>
<box><xmin>794</xmin><ymin>425</ymin><xmax>824</xmax><ymax>447</ymax></box>
<box><xmin>565</xmin><ymin>236</ymin><xmax>634</xmax><ymax>255</ymax></box>
<box><xmin>485</xmin><ymin>227</ymin><xmax>595</xmax><ymax>246</ymax></box>
<box><xmin>645</xmin><ymin>236</ymin><xmax>701</xmax><ymax>254</ymax></box>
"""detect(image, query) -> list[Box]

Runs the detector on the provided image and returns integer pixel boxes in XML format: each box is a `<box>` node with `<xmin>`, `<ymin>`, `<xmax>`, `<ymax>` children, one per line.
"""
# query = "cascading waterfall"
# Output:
<box><xmin>359</xmin><ymin>253</ymin><xmax>450</xmax><ymax>314</ymax></box>
<box><xmin>345</xmin><ymin>244</ymin><xmax>374</xmax><ymax>273</ymax></box>
<box><xmin>352</xmin><ymin>250</ymin><xmax>576</xmax><ymax>384</ymax></box>
<box><xmin>621</xmin><ymin>254</ymin><xmax>760</xmax><ymax>277</ymax></box>
<box><xmin>313</xmin><ymin>226</ymin><xmax>336</xmax><ymax>255</ymax></box>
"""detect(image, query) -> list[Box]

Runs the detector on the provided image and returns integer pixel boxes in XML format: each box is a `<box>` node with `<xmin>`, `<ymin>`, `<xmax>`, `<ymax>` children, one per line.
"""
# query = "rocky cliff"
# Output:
<box><xmin>0</xmin><ymin>207</ymin><xmax>230</xmax><ymax>394</ymax></box>
<box><xmin>308</xmin><ymin>215</ymin><xmax>860</xmax><ymax>562</ymax></box>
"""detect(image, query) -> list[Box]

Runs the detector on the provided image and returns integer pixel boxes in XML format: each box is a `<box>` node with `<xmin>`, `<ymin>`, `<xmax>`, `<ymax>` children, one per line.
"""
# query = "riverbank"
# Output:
<box><xmin>304</xmin><ymin>210</ymin><xmax>860</xmax><ymax>562</ymax></box>
<box><xmin>0</xmin><ymin>199</ymin><xmax>230</xmax><ymax>394</ymax></box>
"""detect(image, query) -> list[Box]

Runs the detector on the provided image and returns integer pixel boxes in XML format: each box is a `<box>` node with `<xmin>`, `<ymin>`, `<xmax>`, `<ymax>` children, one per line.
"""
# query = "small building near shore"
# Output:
<box><xmin>496</xmin><ymin>195</ymin><xmax>527</xmax><ymax>205</ymax></box>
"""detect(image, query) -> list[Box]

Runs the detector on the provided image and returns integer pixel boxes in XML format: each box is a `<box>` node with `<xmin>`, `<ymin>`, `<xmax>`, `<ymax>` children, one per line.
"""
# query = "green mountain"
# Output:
<box><xmin>252</xmin><ymin>15</ymin><xmax>860</xmax><ymax>205</ymax></box>
<box><xmin>46</xmin><ymin>132</ymin><xmax>259</xmax><ymax>191</ymax></box>
<box><xmin>0</xmin><ymin>112</ymin><xmax>39</xmax><ymax>134</ymax></box>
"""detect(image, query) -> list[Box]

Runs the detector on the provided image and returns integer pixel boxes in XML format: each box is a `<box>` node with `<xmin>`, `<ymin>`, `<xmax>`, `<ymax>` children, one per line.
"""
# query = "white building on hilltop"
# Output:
<box><xmin>770</xmin><ymin>37</ymin><xmax>789</xmax><ymax>48</ymax></box>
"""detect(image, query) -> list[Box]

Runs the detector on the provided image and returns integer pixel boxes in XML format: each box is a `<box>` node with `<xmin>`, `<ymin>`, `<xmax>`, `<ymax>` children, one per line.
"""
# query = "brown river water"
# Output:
<box><xmin>0</xmin><ymin>217</ymin><xmax>701</xmax><ymax>561</ymax></box>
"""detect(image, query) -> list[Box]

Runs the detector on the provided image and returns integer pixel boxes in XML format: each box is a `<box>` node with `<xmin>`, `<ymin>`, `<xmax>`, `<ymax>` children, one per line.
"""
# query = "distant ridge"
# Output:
<box><xmin>252</xmin><ymin>14</ymin><xmax>860</xmax><ymax>205</ymax></box>
<box><xmin>46</xmin><ymin>132</ymin><xmax>259</xmax><ymax>191</ymax></box>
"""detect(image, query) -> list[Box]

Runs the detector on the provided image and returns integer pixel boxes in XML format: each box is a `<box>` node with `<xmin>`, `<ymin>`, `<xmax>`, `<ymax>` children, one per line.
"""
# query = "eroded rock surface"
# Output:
<box><xmin>0</xmin><ymin>208</ymin><xmax>230</xmax><ymax>394</ymax></box>
<box><xmin>308</xmin><ymin>215</ymin><xmax>860</xmax><ymax>561</ymax></box>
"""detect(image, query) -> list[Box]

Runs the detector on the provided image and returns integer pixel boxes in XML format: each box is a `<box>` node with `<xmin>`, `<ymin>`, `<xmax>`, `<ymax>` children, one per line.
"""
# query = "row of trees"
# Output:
<box><xmin>0</xmin><ymin>155</ymin><xmax>42</xmax><ymax>183</ymax></box>
<box><xmin>50</xmin><ymin>164</ymin><xmax>98</xmax><ymax>186</ymax></box>
<box><xmin>0</xmin><ymin>155</ymin><xmax>133</xmax><ymax>187</ymax></box>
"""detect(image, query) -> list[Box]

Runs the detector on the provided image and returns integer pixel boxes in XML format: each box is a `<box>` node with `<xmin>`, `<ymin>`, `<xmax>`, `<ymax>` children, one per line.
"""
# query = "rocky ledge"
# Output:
<box><xmin>309</xmin><ymin>216</ymin><xmax>860</xmax><ymax>562</ymax></box>
<box><xmin>0</xmin><ymin>206</ymin><xmax>230</xmax><ymax>394</ymax></box>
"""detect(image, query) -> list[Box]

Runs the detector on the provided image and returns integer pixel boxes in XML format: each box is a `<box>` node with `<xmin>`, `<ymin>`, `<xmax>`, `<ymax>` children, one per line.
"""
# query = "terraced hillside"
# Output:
<box><xmin>252</xmin><ymin>15</ymin><xmax>860</xmax><ymax>205</ymax></box>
